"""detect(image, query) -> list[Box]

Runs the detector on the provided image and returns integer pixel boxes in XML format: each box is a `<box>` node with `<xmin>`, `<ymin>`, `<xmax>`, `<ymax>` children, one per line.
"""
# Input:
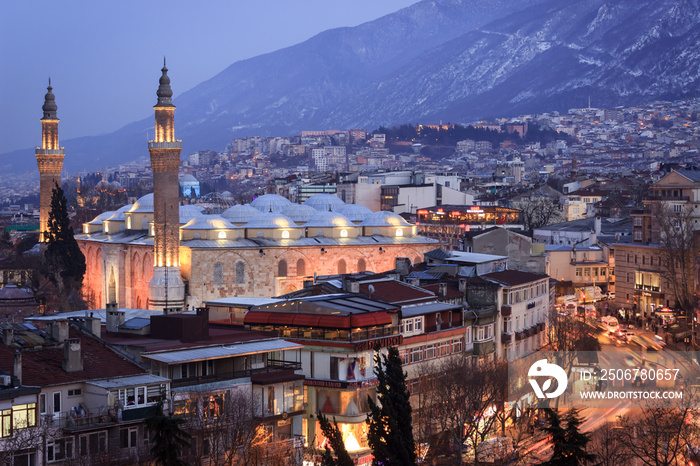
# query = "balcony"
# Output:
<box><xmin>45</xmin><ymin>406</ymin><xmax>117</xmax><ymax>431</ymax></box>
<box><xmin>635</xmin><ymin>284</ymin><xmax>660</xmax><ymax>292</ymax></box>
<box><xmin>501</xmin><ymin>305</ymin><xmax>512</xmax><ymax>317</ymax></box>
<box><xmin>501</xmin><ymin>333</ymin><xmax>512</xmax><ymax>343</ymax></box>
<box><xmin>515</xmin><ymin>331</ymin><xmax>524</xmax><ymax>341</ymax></box>
<box><xmin>171</xmin><ymin>359</ymin><xmax>302</xmax><ymax>388</ymax></box>
<box><xmin>276</xmin><ymin>326</ymin><xmax>399</xmax><ymax>342</ymax></box>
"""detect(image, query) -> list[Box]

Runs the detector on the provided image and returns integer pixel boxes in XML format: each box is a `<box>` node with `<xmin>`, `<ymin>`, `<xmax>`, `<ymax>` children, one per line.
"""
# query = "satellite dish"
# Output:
<box><xmin>368</xmin><ymin>284</ymin><xmax>375</xmax><ymax>298</ymax></box>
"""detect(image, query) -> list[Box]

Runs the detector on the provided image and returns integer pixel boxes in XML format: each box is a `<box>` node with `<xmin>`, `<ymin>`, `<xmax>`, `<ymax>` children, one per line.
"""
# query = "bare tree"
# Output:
<box><xmin>589</xmin><ymin>421</ymin><xmax>633</xmax><ymax>466</ymax></box>
<box><xmin>654</xmin><ymin>203</ymin><xmax>697</xmax><ymax>311</ymax></box>
<box><xmin>616</xmin><ymin>388</ymin><xmax>700</xmax><ymax>466</ymax></box>
<box><xmin>512</xmin><ymin>197</ymin><xmax>563</xmax><ymax>234</ymax></box>
<box><xmin>418</xmin><ymin>355</ymin><xmax>504</xmax><ymax>466</ymax></box>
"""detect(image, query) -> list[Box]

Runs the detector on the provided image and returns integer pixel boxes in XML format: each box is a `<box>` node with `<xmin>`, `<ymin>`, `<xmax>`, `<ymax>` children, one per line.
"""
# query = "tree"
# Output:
<box><xmin>538</xmin><ymin>408</ymin><xmax>595</xmax><ymax>466</ymax></box>
<box><xmin>145</xmin><ymin>397</ymin><xmax>192</xmax><ymax>466</ymax></box>
<box><xmin>366</xmin><ymin>346</ymin><xmax>416</xmax><ymax>466</ymax></box>
<box><xmin>42</xmin><ymin>182</ymin><xmax>86</xmax><ymax>311</ymax></box>
<box><xmin>654</xmin><ymin>203</ymin><xmax>696</xmax><ymax>311</ymax></box>
<box><xmin>512</xmin><ymin>196</ymin><xmax>563</xmax><ymax>234</ymax></box>
<box><xmin>317</xmin><ymin>413</ymin><xmax>353</xmax><ymax>466</ymax></box>
<box><xmin>418</xmin><ymin>356</ymin><xmax>504</xmax><ymax>466</ymax></box>
<box><xmin>589</xmin><ymin>422</ymin><xmax>633</xmax><ymax>466</ymax></box>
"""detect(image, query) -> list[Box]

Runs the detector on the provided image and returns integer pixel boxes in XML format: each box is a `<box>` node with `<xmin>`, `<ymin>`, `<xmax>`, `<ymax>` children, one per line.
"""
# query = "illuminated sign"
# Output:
<box><xmin>353</xmin><ymin>335</ymin><xmax>403</xmax><ymax>352</ymax></box>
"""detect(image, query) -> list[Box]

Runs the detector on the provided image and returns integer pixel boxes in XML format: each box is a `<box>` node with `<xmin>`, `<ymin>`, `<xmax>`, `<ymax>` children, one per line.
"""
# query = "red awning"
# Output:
<box><xmin>244</xmin><ymin>311</ymin><xmax>392</xmax><ymax>329</ymax></box>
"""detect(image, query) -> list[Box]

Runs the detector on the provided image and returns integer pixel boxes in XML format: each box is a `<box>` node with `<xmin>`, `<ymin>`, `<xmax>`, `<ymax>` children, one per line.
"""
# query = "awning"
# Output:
<box><xmin>244</xmin><ymin>311</ymin><xmax>392</xmax><ymax>329</ymax></box>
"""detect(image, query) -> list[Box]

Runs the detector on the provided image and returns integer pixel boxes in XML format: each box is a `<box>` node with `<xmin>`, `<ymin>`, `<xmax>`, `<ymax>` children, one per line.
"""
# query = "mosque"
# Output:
<box><xmin>50</xmin><ymin>64</ymin><xmax>439</xmax><ymax>310</ymax></box>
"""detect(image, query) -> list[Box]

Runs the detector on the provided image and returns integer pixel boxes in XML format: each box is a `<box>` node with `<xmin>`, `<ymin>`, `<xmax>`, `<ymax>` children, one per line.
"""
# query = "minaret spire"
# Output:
<box><xmin>36</xmin><ymin>80</ymin><xmax>65</xmax><ymax>242</ymax></box>
<box><xmin>148</xmin><ymin>61</ymin><xmax>184</xmax><ymax>311</ymax></box>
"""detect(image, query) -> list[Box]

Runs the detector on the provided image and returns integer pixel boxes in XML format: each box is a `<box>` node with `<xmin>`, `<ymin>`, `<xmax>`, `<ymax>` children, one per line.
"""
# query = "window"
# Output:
<box><xmin>466</xmin><ymin>329</ymin><xmax>472</xmax><ymax>344</ymax></box>
<box><xmin>282</xmin><ymin>230</ymin><xmax>290</xmax><ymax>239</ymax></box>
<box><xmin>0</xmin><ymin>410</ymin><xmax>9</xmax><ymax>438</ymax></box>
<box><xmin>40</xmin><ymin>393</ymin><xmax>46</xmax><ymax>415</ymax></box>
<box><xmin>452</xmin><ymin>338</ymin><xmax>463</xmax><ymax>354</ymax></box>
<box><xmin>399</xmin><ymin>349</ymin><xmax>409</xmax><ymax>365</ymax></box>
<box><xmin>414</xmin><ymin>317</ymin><xmax>422</xmax><ymax>332</ymax></box>
<box><xmin>53</xmin><ymin>392</ymin><xmax>61</xmax><ymax>414</ymax></box>
<box><xmin>277</xmin><ymin>260</ymin><xmax>288</xmax><ymax>277</ymax></box>
<box><xmin>297</xmin><ymin>259</ymin><xmax>306</xmax><ymax>276</ymax></box>
<box><xmin>503</xmin><ymin>317</ymin><xmax>512</xmax><ymax>333</ymax></box>
<box><xmin>68</xmin><ymin>389</ymin><xmax>82</xmax><ymax>397</ymax></box>
<box><xmin>634</xmin><ymin>217</ymin><xmax>642</xmax><ymax>226</ymax></box>
<box><xmin>575</xmin><ymin>268</ymin><xmax>582</xmax><ymax>277</ymax></box>
<box><xmin>337</xmin><ymin>259</ymin><xmax>346</xmax><ymax>275</ymax></box>
<box><xmin>592</xmin><ymin>267</ymin><xmax>598</xmax><ymax>276</ymax></box>
<box><xmin>404</xmin><ymin>319</ymin><xmax>413</xmax><ymax>333</ymax></box>
<box><xmin>438</xmin><ymin>341</ymin><xmax>450</xmax><ymax>356</ymax></box>
<box><xmin>583</xmin><ymin>268</ymin><xmax>590</xmax><ymax>277</ymax></box>
<box><xmin>634</xmin><ymin>231</ymin><xmax>642</xmax><ymax>241</ymax></box>
<box><xmin>410</xmin><ymin>347</ymin><xmax>423</xmax><ymax>364</ymax></box>
<box><xmin>120</xmin><ymin>427</ymin><xmax>138</xmax><ymax>449</ymax></box>
<box><xmin>47</xmin><ymin>438</ymin><xmax>73</xmax><ymax>463</ymax></box>
<box><xmin>235</xmin><ymin>261</ymin><xmax>245</xmax><ymax>284</ymax></box>
<box><xmin>79</xmin><ymin>431</ymin><xmax>107</xmax><ymax>457</ymax></box>
<box><xmin>330</xmin><ymin>357</ymin><xmax>339</xmax><ymax>380</ymax></box>
<box><xmin>357</xmin><ymin>259</ymin><xmax>366</xmax><ymax>273</ymax></box>
<box><xmin>424</xmin><ymin>344</ymin><xmax>436</xmax><ymax>359</ymax></box>
<box><xmin>674</xmin><ymin>204</ymin><xmax>682</xmax><ymax>213</ymax></box>
<box><xmin>213</xmin><ymin>262</ymin><xmax>223</xmax><ymax>285</ymax></box>
<box><xmin>12</xmin><ymin>403</ymin><xmax>36</xmax><ymax>430</ymax></box>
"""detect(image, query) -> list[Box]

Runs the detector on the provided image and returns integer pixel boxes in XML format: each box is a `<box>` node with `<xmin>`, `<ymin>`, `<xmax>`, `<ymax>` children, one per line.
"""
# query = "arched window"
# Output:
<box><xmin>297</xmin><ymin>259</ymin><xmax>306</xmax><ymax>277</ymax></box>
<box><xmin>235</xmin><ymin>261</ymin><xmax>245</xmax><ymax>284</ymax></box>
<box><xmin>213</xmin><ymin>262</ymin><xmax>224</xmax><ymax>285</ymax></box>
<box><xmin>357</xmin><ymin>259</ymin><xmax>366</xmax><ymax>273</ymax></box>
<box><xmin>108</xmin><ymin>268</ymin><xmax>116</xmax><ymax>304</ymax></box>
<box><xmin>338</xmin><ymin>259</ymin><xmax>346</xmax><ymax>275</ymax></box>
<box><xmin>278</xmin><ymin>260</ymin><xmax>288</xmax><ymax>277</ymax></box>
<box><xmin>136</xmin><ymin>296</ymin><xmax>142</xmax><ymax>309</ymax></box>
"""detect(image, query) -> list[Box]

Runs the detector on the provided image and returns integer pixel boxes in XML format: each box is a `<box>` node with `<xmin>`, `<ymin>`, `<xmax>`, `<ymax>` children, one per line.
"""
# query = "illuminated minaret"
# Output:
<box><xmin>147</xmin><ymin>60</ymin><xmax>185</xmax><ymax>310</ymax></box>
<box><xmin>35</xmin><ymin>80</ymin><xmax>65</xmax><ymax>242</ymax></box>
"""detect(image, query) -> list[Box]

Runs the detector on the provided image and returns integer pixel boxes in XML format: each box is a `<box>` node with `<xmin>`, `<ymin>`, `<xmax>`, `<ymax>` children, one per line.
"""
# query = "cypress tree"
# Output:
<box><xmin>539</xmin><ymin>408</ymin><xmax>595</xmax><ymax>465</ymax></box>
<box><xmin>317</xmin><ymin>412</ymin><xmax>353</xmax><ymax>466</ymax></box>
<box><xmin>145</xmin><ymin>396</ymin><xmax>191</xmax><ymax>466</ymax></box>
<box><xmin>366</xmin><ymin>346</ymin><xmax>416</xmax><ymax>466</ymax></box>
<box><xmin>42</xmin><ymin>182</ymin><xmax>86</xmax><ymax>310</ymax></box>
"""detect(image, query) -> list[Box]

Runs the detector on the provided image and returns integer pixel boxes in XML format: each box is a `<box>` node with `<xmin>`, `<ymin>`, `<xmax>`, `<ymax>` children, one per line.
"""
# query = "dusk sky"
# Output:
<box><xmin>0</xmin><ymin>0</ymin><xmax>417</xmax><ymax>154</ymax></box>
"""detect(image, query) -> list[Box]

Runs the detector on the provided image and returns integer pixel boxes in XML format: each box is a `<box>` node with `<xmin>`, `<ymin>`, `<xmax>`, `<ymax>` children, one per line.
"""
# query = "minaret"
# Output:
<box><xmin>147</xmin><ymin>60</ymin><xmax>185</xmax><ymax>311</ymax></box>
<box><xmin>35</xmin><ymin>80</ymin><xmax>65</xmax><ymax>242</ymax></box>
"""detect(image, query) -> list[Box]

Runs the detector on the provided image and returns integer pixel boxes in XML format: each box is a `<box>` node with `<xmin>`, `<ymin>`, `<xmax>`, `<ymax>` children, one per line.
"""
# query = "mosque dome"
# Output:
<box><xmin>179</xmin><ymin>174</ymin><xmax>198</xmax><ymax>183</ymax></box>
<box><xmin>281</xmin><ymin>204</ymin><xmax>318</xmax><ymax>224</ymax></box>
<box><xmin>336</xmin><ymin>204</ymin><xmax>373</xmax><ymax>223</ymax></box>
<box><xmin>181</xmin><ymin>215</ymin><xmax>233</xmax><ymax>230</ymax></box>
<box><xmin>104</xmin><ymin>204</ymin><xmax>134</xmax><ymax>222</ymax></box>
<box><xmin>360</xmin><ymin>211</ymin><xmax>412</xmax><ymax>227</ymax></box>
<box><xmin>303</xmin><ymin>193</ymin><xmax>345</xmax><ymax>212</ymax></box>
<box><xmin>221</xmin><ymin>204</ymin><xmax>260</xmax><ymax>224</ymax></box>
<box><xmin>87</xmin><ymin>211</ymin><xmax>115</xmax><ymax>225</ymax></box>
<box><xmin>250</xmin><ymin>194</ymin><xmax>292</xmax><ymax>213</ymax></box>
<box><xmin>305</xmin><ymin>211</ymin><xmax>352</xmax><ymax>228</ymax></box>
<box><xmin>129</xmin><ymin>193</ymin><xmax>154</xmax><ymax>213</ymax></box>
<box><xmin>179</xmin><ymin>205</ymin><xmax>205</xmax><ymax>224</ymax></box>
<box><xmin>245</xmin><ymin>212</ymin><xmax>296</xmax><ymax>229</ymax></box>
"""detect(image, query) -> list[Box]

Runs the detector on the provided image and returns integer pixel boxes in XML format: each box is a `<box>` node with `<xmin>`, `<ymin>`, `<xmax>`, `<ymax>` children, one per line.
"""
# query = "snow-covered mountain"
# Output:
<box><xmin>3</xmin><ymin>0</ymin><xmax>699</xmax><ymax>173</ymax></box>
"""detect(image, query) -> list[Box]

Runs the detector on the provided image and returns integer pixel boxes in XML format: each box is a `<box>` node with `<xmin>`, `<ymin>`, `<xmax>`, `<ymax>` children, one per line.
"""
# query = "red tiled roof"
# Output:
<box><xmin>358</xmin><ymin>281</ymin><xmax>435</xmax><ymax>305</ymax></box>
<box><xmin>0</xmin><ymin>328</ymin><xmax>146</xmax><ymax>387</ymax></box>
<box><xmin>481</xmin><ymin>270</ymin><xmax>549</xmax><ymax>287</ymax></box>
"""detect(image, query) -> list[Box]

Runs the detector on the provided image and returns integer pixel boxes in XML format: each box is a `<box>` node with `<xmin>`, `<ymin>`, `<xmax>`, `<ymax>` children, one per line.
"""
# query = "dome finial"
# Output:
<box><xmin>156</xmin><ymin>60</ymin><xmax>174</xmax><ymax>107</ymax></box>
<box><xmin>42</xmin><ymin>79</ymin><xmax>58</xmax><ymax>120</ymax></box>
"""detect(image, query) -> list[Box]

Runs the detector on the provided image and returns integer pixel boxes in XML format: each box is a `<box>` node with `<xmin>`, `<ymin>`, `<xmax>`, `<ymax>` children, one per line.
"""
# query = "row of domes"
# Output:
<box><xmin>85</xmin><ymin>193</ymin><xmax>415</xmax><ymax>239</ymax></box>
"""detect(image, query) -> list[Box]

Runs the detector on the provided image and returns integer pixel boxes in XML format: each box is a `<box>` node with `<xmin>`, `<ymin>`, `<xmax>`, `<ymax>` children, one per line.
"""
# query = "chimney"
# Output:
<box><xmin>106</xmin><ymin>305</ymin><xmax>125</xmax><ymax>333</ymax></box>
<box><xmin>86</xmin><ymin>314</ymin><xmax>101</xmax><ymax>336</ymax></box>
<box><xmin>459</xmin><ymin>278</ymin><xmax>467</xmax><ymax>293</ymax></box>
<box><xmin>345</xmin><ymin>278</ymin><xmax>360</xmax><ymax>294</ymax></box>
<box><xmin>594</xmin><ymin>216</ymin><xmax>601</xmax><ymax>237</ymax></box>
<box><xmin>51</xmin><ymin>319</ymin><xmax>69</xmax><ymax>343</ymax></box>
<box><xmin>2</xmin><ymin>326</ymin><xmax>13</xmax><ymax>346</ymax></box>
<box><xmin>62</xmin><ymin>338</ymin><xmax>83</xmax><ymax>373</ymax></box>
<box><xmin>395</xmin><ymin>257</ymin><xmax>411</xmax><ymax>276</ymax></box>
<box><xmin>13</xmin><ymin>351</ymin><xmax>21</xmax><ymax>385</ymax></box>
<box><xmin>439</xmin><ymin>283</ymin><xmax>447</xmax><ymax>297</ymax></box>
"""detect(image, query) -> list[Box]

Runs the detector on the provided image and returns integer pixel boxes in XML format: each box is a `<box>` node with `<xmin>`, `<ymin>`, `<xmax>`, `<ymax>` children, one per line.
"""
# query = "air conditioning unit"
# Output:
<box><xmin>0</xmin><ymin>375</ymin><xmax>12</xmax><ymax>386</ymax></box>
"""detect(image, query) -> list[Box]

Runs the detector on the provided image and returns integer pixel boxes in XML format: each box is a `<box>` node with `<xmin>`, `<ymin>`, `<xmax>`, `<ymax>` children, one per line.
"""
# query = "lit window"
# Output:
<box><xmin>218</xmin><ymin>231</ymin><xmax>226</xmax><ymax>239</ymax></box>
<box><xmin>396</xmin><ymin>228</ymin><xmax>403</xmax><ymax>237</ymax></box>
<box><xmin>282</xmin><ymin>230</ymin><xmax>290</xmax><ymax>239</ymax></box>
<box><xmin>340</xmin><ymin>229</ymin><xmax>348</xmax><ymax>237</ymax></box>
<box><xmin>126</xmin><ymin>217</ymin><xmax>131</xmax><ymax>229</ymax></box>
